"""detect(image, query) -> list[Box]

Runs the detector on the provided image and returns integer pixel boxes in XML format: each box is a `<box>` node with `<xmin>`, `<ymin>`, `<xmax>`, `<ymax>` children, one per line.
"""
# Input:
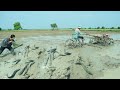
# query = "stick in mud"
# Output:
<box><xmin>18</xmin><ymin>63</ymin><xmax>29</xmax><ymax>75</ymax></box>
<box><xmin>44</xmin><ymin>52</ymin><xmax>52</xmax><ymax>67</ymax></box>
<box><xmin>7</xmin><ymin>69</ymin><xmax>20</xmax><ymax>78</ymax></box>
<box><xmin>23</xmin><ymin>62</ymin><xmax>35</xmax><ymax>76</ymax></box>
<box><xmin>24</xmin><ymin>45</ymin><xmax>30</xmax><ymax>58</ymax></box>
<box><xmin>19</xmin><ymin>60</ymin><xmax>35</xmax><ymax>76</ymax></box>
<box><xmin>44</xmin><ymin>47</ymin><xmax>57</xmax><ymax>67</ymax></box>
<box><xmin>76</xmin><ymin>56</ymin><xmax>93</xmax><ymax>75</ymax></box>
<box><xmin>13</xmin><ymin>59</ymin><xmax>21</xmax><ymax>65</ymax></box>
<box><xmin>44</xmin><ymin>56</ymin><xmax>49</xmax><ymax>66</ymax></box>
<box><xmin>13</xmin><ymin>44</ymin><xmax>23</xmax><ymax>49</ymax></box>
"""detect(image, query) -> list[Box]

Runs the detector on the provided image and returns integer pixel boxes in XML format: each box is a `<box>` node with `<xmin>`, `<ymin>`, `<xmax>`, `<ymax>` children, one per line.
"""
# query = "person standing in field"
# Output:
<box><xmin>0</xmin><ymin>34</ymin><xmax>16</xmax><ymax>55</ymax></box>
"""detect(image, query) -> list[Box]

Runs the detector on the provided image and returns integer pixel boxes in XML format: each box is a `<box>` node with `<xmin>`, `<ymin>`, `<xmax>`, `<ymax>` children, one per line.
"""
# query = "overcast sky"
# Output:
<box><xmin>0</xmin><ymin>11</ymin><xmax>120</xmax><ymax>29</ymax></box>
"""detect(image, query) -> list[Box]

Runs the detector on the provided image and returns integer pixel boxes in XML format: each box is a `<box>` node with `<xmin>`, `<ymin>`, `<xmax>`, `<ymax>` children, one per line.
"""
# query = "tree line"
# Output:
<box><xmin>0</xmin><ymin>22</ymin><xmax>120</xmax><ymax>31</ymax></box>
<box><xmin>85</xmin><ymin>26</ymin><xmax>120</xmax><ymax>29</ymax></box>
<box><xmin>0</xmin><ymin>22</ymin><xmax>59</xmax><ymax>31</ymax></box>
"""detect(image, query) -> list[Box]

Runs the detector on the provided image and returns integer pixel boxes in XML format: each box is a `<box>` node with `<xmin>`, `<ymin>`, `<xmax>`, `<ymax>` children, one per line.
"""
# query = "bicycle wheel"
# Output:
<box><xmin>65</xmin><ymin>39</ymin><xmax>76</xmax><ymax>48</ymax></box>
<box><xmin>77</xmin><ymin>39</ymin><xmax>83</xmax><ymax>47</ymax></box>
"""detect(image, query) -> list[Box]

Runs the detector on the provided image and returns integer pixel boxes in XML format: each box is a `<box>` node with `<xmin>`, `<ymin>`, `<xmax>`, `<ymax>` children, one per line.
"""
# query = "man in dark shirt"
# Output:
<box><xmin>0</xmin><ymin>34</ymin><xmax>16</xmax><ymax>55</ymax></box>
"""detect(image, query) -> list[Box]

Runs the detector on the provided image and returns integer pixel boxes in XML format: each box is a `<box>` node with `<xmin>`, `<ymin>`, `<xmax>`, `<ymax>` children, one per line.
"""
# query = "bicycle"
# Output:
<box><xmin>65</xmin><ymin>33</ymin><xmax>84</xmax><ymax>49</ymax></box>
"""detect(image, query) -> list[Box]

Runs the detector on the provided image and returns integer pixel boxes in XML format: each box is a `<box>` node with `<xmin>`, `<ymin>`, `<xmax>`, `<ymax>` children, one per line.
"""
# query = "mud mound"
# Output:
<box><xmin>0</xmin><ymin>36</ymin><xmax>120</xmax><ymax>79</ymax></box>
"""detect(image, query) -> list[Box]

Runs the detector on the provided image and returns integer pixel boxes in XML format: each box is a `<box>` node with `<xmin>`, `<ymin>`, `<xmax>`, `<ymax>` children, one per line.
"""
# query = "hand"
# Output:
<box><xmin>9</xmin><ymin>41</ymin><xmax>13</xmax><ymax>43</ymax></box>
<box><xmin>9</xmin><ymin>40</ymin><xmax>14</xmax><ymax>44</ymax></box>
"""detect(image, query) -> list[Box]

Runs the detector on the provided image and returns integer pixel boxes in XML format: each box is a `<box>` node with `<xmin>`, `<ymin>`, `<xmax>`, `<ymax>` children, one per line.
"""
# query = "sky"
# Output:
<box><xmin>0</xmin><ymin>11</ymin><xmax>120</xmax><ymax>29</ymax></box>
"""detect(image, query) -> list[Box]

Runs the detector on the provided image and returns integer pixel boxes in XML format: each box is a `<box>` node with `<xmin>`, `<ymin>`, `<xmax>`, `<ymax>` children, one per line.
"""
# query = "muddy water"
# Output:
<box><xmin>111</xmin><ymin>34</ymin><xmax>120</xmax><ymax>40</ymax></box>
<box><xmin>20</xmin><ymin>35</ymin><xmax>91</xmax><ymax>44</ymax></box>
<box><xmin>1</xmin><ymin>33</ymin><xmax>120</xmax><ymax>46</ymax></box>
<box><xmin>19</xmin><ymin>34</ymin><xmax>120</xmax><ymax>46</ymax></box>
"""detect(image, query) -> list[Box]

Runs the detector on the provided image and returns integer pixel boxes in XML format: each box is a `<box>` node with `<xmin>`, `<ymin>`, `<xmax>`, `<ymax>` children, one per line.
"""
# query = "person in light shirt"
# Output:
<box><xmin>74</xmin><ymin>26</ymin><xmax>84</xmax><ymax>43</ymax></box>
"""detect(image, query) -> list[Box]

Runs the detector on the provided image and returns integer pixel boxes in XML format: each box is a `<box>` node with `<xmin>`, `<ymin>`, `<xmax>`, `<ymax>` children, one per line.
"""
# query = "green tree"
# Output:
<box><xmin>0</xmin><ymin>27</ymin><xmax>2</xmax><ymax>31</ymax></box>
<box><xmin>50</xmin><ymin>23</ymin><xmax>58</xmax><ymax>30</ymax></box>
<box><xmin>118</xmin><ymin>27</ymin><xmax>120</xmax><ymax>29</ymax></box>
<box><xmin>111</xmin><ymin>27</ymin><xmax>115</xmax><ymax>29</ymax></box>
<box><xmin>13</xmin><ymin>22</ymin><xmax>22</xmax><ymax>30</ymax></box>
<box><xmin>97</xmin><ymin>27</ymin><xmax>100</xmax><ymax>29</ymax></box>
<box><xmin>101</xmin><ymin>26</ymin><xmax>105</xmax><ymax>29</ymax></box>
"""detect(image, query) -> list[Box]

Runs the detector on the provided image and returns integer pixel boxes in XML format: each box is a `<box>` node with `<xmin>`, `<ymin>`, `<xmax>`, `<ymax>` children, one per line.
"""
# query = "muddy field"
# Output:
<box><xmin>0</xmin><ymin>30</ymin><xmax>120</xmax><ymax>79</ymax></box>
<box><xmin>0</xmin><ymin>30</ymin><xmax>120</xmax><ymax>39</ymax></box>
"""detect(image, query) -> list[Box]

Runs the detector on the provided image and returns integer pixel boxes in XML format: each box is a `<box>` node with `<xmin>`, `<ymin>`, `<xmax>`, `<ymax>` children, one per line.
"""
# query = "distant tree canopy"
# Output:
<box><xmin>8</xmin><ymin>29</ymin><xmax>12</xmax><ymax>30</ymax></box>
<box><xmin>75</xmin><ymin>26</ymin><xmax>120</xmax><ymax>29</ymax></box>
<box><xmin>50</xmin><ymin>23</ymin><xmax>58</xmax><ymax>30</ymax></box>
<box><xmin>111</xmin><ymin>27</ymin><xmax>115</xmax><ymax>29</ymax></box>
<box><xmin>118</xmin><ymin>27</ymin><xmax>120</xmax><ymax>29</ymax></box>
<box><xmin>97</xmin><ymin>27</ymin><xmax>100</xmax><ymax>29</ymax></box>
<box><xmin>13</xmin><ymin>22</ymin><xmax>22</xmax><ymax>30</ymax></box>
<box><xmin>101</xmin><ymin>26</ymin><xmax>105</xmax><ymax>29</ymax></box>
<box><xmin>88</xmin><ymin>27</ymin><xmax>91</xmax><ymax>29</ymax></box>
<box><xmin>0</xmin><ymin>27</ymin><xmax>2</xmax><ymax>31</ymax></box>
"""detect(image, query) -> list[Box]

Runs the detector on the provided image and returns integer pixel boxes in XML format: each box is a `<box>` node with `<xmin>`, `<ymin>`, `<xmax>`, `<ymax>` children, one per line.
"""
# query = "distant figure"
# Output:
<box><xmin>0</xmin><ymin>34</ymin><xmax>16</xmax><ymax>55</ymax></box>
<box><xmin>103</xmin><ymin>34</ymin><xmax>110</xmax><ymax>38</ymax></box>
<box><xmin>73</xmin><ymin>26</ymin><xmax>84</xmax><ymax>43</ymax></box>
